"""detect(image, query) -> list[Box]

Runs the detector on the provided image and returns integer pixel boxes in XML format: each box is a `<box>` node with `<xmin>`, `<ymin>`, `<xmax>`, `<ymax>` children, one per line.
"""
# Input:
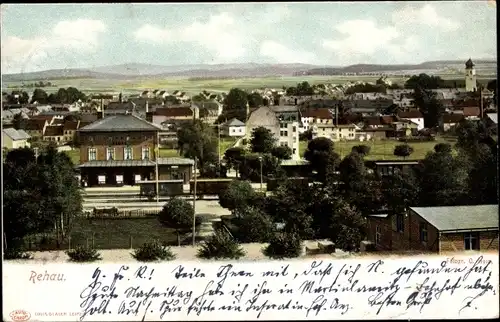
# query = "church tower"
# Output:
<box><xmin>465</xmin><ymin>58</ymin><xmax>477</xmax><ymax>92</ymax></box>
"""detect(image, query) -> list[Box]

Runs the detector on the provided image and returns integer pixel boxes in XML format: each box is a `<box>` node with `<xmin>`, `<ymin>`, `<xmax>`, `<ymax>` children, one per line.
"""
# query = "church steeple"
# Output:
<box><xmin>465</xmin><ymin>58</ymin><xmax>474</xmax><ymax>69</ymax></box>
<box><xmin>465</xmin><ymin>58</ymin><xmax>477</xmax><ymax>92</ymax></box>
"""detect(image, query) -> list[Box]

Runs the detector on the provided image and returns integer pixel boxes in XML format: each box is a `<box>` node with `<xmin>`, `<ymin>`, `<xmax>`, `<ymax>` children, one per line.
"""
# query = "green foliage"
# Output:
<box><xmin>393</xmin><ymin>144</ymin><xmax>414</xmax><ymax>158</ymax></box>
<box><xmin>382</xmin><ymin>169</ymin><xmax>419</xmax><ymax>214</ymax></box>
<box><xmin>219</xmin><ymin>180</ymin><xmax>256</xmax><ymax>211</ymax></box>
<box><xmin>271</xmin><ymin>145</ymin><xmax>292</xmax><ymax>160</ymax></box>
<box><xmin>344</xmin><ymin>83</ymin><xmax>386</xmax><ymax>95</ymax></box>
<box><xmin>222</xmin><ymin>88</ymin><xmax>248</xmax><ymax>122</ymax></box>
<box><xmin>412</xmin><ymin>87</ymin><xmax>444</xmax><ymax>128</ymax></box>
<box><xmin>224</xmin><ymin>147</ymin><xmax>246</xmax><ymax>172</ymax></box>
<box><xmin>250</xmin><ymin>126</ymin><xmax>276</xmax><ymax>154</ymax></box>
<box><xmin>5</xmin><ymin>90</ymin><xmax>29</xmax><ymax>104</ymax></box>
<box><xmin>247</xmin><ymin>92</ymin><xmax>263</xmax><ymax>108</ymax></box>
<box><xmin>263</xmin><ymin>232</ymin><xmax>302</xmax><ymax>259</ymax></box>
<box><xmin>197</xmin><ymin>230</ymin><xmax>245</xmax><ymax>260</ymax></box>
<box><xmin>158</xmin><ymin>197</ymin><xmax>194</xmax><ymax>246</ymax></box>
<box><xmin>132</xmin><ymin>241</ymin><xmax>176</xmax><ymax>262</ymax></box>
<box><xmin>66</xmin><ymin>246</ymin><xmax>102</xmax><ymax>262</ymax></box>
<box><xmin>177</xmin><ymin>120</ymin><xmax>218</xmax><ymax>169</ymax></box>
<box><xmin>434</xmin><ymin>143</ymin><xmax>452</xmax><ymax>153</ymax></box>
<box><xmin>286</xmin><ymin>81</ymin><xmax>314</xmax><ymax>96</ymax></box>
<box><xmin>328</xmin><ymin>201</ymin><xmax>366</xmax><ymax>252</ymax></box>
<box><xmin>304</xmin><ymin>137</ymin><xmax>340</xmax><ymax>182</ymax></box>
<box><xmin>351</xmin><ymin>145</ymin><xmax>371</xmax><ymax>156</ymax></box>
<box><xmin>238</xmin><ymin>153</ymin><xmax>281</xmax><ymax>182</ymax></box>
<box><xmin>404</xmin><ymin>73</ymin><xmax>445</xmax><ymax>90</ymax></box>
<box><xmin>4</xmin><ymin>248</ymin><xmax>33</xmax><ymax>260</ymax></box>
<box><xmin>31</xmin><ymin>88</ymin><xmax>49</xmax><ymax>104</ymax></box>
<box><xmin>233</xmin><ymin>206</ymin><xmax>274</xmax><ymax>243</ymax></box>
<box><xmin>47</xmin><ymin>87</ymin><xmax>87</xmax><ymax>104</ymax></box>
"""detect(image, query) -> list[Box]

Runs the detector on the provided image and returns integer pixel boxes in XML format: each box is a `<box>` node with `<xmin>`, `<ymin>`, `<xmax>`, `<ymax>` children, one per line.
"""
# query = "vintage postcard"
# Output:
<box><xmin>2</xmin><ymin>2</ymin><xmax>498</xmax><ymax>321</ymax></box>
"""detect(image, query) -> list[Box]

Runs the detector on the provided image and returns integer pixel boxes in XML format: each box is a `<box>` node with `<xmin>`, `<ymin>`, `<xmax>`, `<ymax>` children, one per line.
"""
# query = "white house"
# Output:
<box><xmin>2</xmin><ymin>128</ymin><xmax>31</xmax><ymax>149</ymax></box>
<box><xmin>397</xmin><ymin>110</ymin><xmax>425</xmax><ymax>131</ymax></box>
<box><xmin>223</xmin><ymin>118</ymin><xmax>246</xmax><ymax>137</ymax></box>
<box><xmin>312</xmin><ymin>123</ymin><xmax>359</xmax><ymax>142</ymax></box>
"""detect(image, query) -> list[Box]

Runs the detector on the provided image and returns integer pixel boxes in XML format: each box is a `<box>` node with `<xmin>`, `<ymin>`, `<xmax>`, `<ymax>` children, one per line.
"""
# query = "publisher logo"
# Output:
<box><xmin>9</xmin><ymin>310</ymin><xmax>31</xmax><ymax>322</ymax></box>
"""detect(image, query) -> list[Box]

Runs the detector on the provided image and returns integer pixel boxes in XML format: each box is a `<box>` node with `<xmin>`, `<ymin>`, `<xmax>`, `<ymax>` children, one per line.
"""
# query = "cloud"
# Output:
<box><xmin>392</xmin><ymin>4</ymin><xmax>459</xmax><ymax>31</ymax></box>
<box><xmin>133</xmin><ymin>13</ymin><xmax>246</xmax><ymax>61</ymax></box>
<box><xmin>260</xmin><ymin>40</ymin><xmax>317</xmax><ymax>64</ymax></box>
<box><xmin>1</xmin><ymin>19</ymin><xmax>107</xmax><ymax>73</ymax></box>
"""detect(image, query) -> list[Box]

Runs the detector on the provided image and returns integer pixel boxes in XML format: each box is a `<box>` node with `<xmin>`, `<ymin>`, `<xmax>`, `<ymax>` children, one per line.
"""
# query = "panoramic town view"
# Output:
<box><xmin>1</xmin><ymin>2</ymin><xmax>498</xmax><ymax>263</ymax></box>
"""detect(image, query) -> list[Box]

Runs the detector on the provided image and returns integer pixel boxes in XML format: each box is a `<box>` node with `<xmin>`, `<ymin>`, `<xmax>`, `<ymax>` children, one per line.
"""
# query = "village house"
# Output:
<box><xmin>440</xmin><ymin>114</ymin><xmax>465</xmax><ymax>131</ymax></box>
<box><xmin>24</xmin><ymin>119</ymin><xmax>49</xmax><ymax>139</ymax></box>
<box><xmin>151</xmin><ymin>107</ymin><xmax>197</xmax><ymax>127</ymax></box>
<box><xmin>312</xmin><ymin>122</ymin><xmax>359</xmax><ymax>142</ymax></box>
<box><xmin>366</xmin><ymin>205</ymin><xmax>498</xmax><ymax>253</ymax></box>
<box><xmin>397</xmin><ymin>110</ymin><xmax>425</xmax><ymax>131</ymax></box>
<box><xmin>2</xmin><ymin>128</ymin><xmax>31</xmax><ymax>150</ymax></box>
<box><xmin>246</xmin><ymin>105</ymin><xmax>300</xmax><ymax>159</ymax></box>
<box><xmin>43</xmin><ymin>125</ymin><xmax>65</xmax><ymax>144</ymax></box>
<box><xmin>221</xmin><ymin>118</ymin><xmax>246</xmax><ymax>137</ymax></box>
<box><xmin>77</xmin><ymin>114</ymin><xmax>194</xmax><ymax>186</ymax></box>
<box><xmin>63</xmin><ymin>120</ymin><xmax>81</xmax><ymax>143</ymax></box>
<box><xmin>299</xmin><ymin>108</ymin><xmax>334</xmax><ymax>133</ymax></box>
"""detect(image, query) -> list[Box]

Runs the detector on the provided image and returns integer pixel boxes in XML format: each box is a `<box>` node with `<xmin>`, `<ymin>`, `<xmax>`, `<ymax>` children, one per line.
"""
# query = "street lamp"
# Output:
<box><xmin>258</xmin><ymin>156</ymin><xmax>263</xmax><ymax>192</ymax></box>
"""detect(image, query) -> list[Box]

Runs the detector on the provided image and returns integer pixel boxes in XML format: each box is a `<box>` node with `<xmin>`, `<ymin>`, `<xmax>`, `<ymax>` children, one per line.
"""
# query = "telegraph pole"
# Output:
<box><xmin>192</xmin><ymin>157</ymin><xmax>197</xmax><ymax>246</ymax></box>
<box><xmin>155</xmin><ymin>130</ymin><xmax>160</xmax><ymax>204</ymax></box>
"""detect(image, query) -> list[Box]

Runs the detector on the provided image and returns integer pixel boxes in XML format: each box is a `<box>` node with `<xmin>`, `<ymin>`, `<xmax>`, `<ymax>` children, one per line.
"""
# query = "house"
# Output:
<box><xmin>300</xmin><ymin>108</ymin><xmax>334</xmax><ymax>133</ymax></box>
<box><xmin>366</xmin><ymin>205</ymin><xmax>498</xmax><ymax>253</ymax></box>
<box><xmin>486</xmin><ymin>113</ymin><xmax>497</xmax><ymax>125</ymax></box>
<box><xmin>222</xmin><ymin>118</ymin><xmax>246</xmax><ymax>137</ymax></box>
<box><xmin>397</xmin><ymin>110</ymin><xmax>425</xmax><ymax>131</ymax></box>
<box><xmin>24</xmin><ymin>119</ymin><xmax>48</xmax><ymax>139</ymax></box>
<box><xmin>463</xmin><ymin>106</ymin><xmax>481</xmax><ymax>119</ymax></box>
<box><xmin>152</xmin><ymin>107</ymin><xmax>196</xmax><ymax>127</ymax></box>
<box><xmin>2</xmin><ymin>128</ymin><xmax>31</xmax><ymax>149</ymax></box>
<box><xmin>440</xmin><ymin>114</ymin><xmax>465</xmax><ymax>131</ymax></box>
<box><xmin>43</xmin><ymin>125</ymin><xmax>65</xmax><ymax>144</ymax></box>
<box><xmin>77</xmin><ymin>114</ymin><xmax>194</xmax><ymax>186</ymax></box>
<box><xmin>63</xmin><ymin>120</ymin><xmax>80</xmax><ymax>143</ymax></box>
<box><xmin>311</xmin><ymin>123</ymin><xmax>358</xmax><ymax>142</ymax></box>
<box><xmin>192</xmin><ymin>101</ymin><xmax>223</xmax><ymax>117</ymax></box>
<box><xmin>246</xmin><ymin>106</ymin><xmax>300</xmax><ymax>159</ymax></box>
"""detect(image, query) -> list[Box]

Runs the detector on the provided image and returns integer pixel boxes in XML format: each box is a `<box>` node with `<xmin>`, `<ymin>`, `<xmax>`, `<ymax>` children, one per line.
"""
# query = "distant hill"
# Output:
<box><xmin>296</xmin><ymin>60</ymin><xmax>497</xmax><ymax>76</ymax></box>
<box><xmin>2</xmin><ymin>60</ymin><xmax>496</xmax><ymax>82</ymax></box>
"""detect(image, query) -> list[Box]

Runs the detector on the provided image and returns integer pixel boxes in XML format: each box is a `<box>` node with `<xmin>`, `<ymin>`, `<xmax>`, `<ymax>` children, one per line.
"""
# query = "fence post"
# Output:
<box><xmin>68</xmin><ymin>236</ymin><xmax>71</xmax><ymax>251</ymax></box>
<box><xmin>92</xmin><ymin>233</ymin><xmax>95</xmax><ymax>249</ymax></box>
<box><xmin>130</xmin><ymin>236</ymin><xmax>133</xmax><ymax>249</ymax></box>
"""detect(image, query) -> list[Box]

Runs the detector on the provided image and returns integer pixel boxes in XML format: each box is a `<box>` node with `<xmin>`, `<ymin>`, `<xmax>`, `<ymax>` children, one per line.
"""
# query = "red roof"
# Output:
<box><xmin>44</xmin><ymin>125</ymin><xmax>64</xmax><ymax>136</ymax></box>
<box><xmin>25</xmin><ymin>119</ymin><xmax>47</xmax><ymax>131</ymax></box>
<box><xmin>155</xmin><ymin>107</ymin><xmax>193</xmax><ymax>117</ymax></box>
<box><xmin>63</xmin><ymin>121</ymin><xmax>80</xmax><ymax>131</ymax></box>
<box><xmin>301</xmin><ymin>108</ymin><xmax>333</xmax><ymax>119</ymax></box>
<box><xmin>398</xmin><ymin>110</ymin><xmax>423</xmax><ymax>119</ymax></box>
<box><xmin>463</xmin><ymin>106</ymin><xmax>480</xmax><ymax>117</ymax></box>
<box><xmin>442</xmin><ymin>114</ymin><xmax>465</xmax><ymax>123</ymax></box>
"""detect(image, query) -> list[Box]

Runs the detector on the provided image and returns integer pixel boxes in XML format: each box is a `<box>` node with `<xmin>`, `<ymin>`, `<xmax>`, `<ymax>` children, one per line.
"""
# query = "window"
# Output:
<box><xmin>280</xmin><ymin>130</ymin><xmax>288</xmax><ymax>137</ymax></box>
<box><xmin>124</xmin><ymin>146</ymin><xmax>133</xmax><ymax>160</ymax></box>
<box><xmin>293</xmin><ymin>126</ymin><xmax>296</xmax><ymax>132</ymax></box>
<box><xmin>88</xmin><ymin>148</ymin><xmax>97</xmax><ymax>161</ymax></box>
<box><xmin>106</xmin><ymin>147</ymin><xmax>115</xmax><ymax>160</ymax></box>
<box><xmin>464</xmin><ymin>232</ymin><xmax>479</xmax><ymax>250</ymax></box>
<box><xmin>419</xmin><ymin>223</ymin><xmax>428</xmax><ymax>243</ymax></box>
<box><xmin>396</xmin><ymin>214</ymin><xmax>404</xmax><ymax>232</ymax></box>
<box><xmin>142</xmin><ymin>147</ymin><xmax>150</xmax><ymax>160</ymax></box>
<box><xmin>376</xmin><ymin>226</ymin><xmax>381</xmax><ymax>245</ymax></box>
<box><xmin>293</xmin><ymin>148</ymin><xmax>296</xmax><ymax>155</ymax></box>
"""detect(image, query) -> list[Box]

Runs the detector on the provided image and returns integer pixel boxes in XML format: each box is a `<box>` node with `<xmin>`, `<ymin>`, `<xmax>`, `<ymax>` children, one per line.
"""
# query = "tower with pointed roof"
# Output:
<box><xmin>465</xmin><ymin>58</ymin><xmax>477</xmax><ymax>92</ymax></box>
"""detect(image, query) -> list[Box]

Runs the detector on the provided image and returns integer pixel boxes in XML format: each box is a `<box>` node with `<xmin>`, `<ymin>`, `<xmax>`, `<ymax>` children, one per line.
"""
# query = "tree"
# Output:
<box><xmin>218</xmin><ymin>180</ymin><xmax>256</xmax><ymax>211</ymax></box>
<box><xmin>465</xmin><ymin>143</ymin><xmax>498</xmax><ymax>204</ymax></box>
<box><xmin>31</xmin><ymin>88</ymin><xmax>49</xmax><ymax>104</ymax></box>
<box><xmin>404</xmin><ymin>73</ymin><xmax>445</xmax><ymax>90</ymax></box>
<box><xmin>250</xmin><ymin>126</ymin><xmax>276</xmax><ymax>154</ymax></box>
<box><xmin>417</xmin><ymin>150</ymin><xmax>469</xmax><ymax>206</ymax></box>
<box><xmin>12</xmin><ymin>113</ymin><xmax>27</xmax><ymax>130</ymax></box>
<box><xmin>328</xmin><ymin>200</ymin><xmax>366</xmax><ymax>252</ymax></box>
<box><xmin>487</xmin><ymin>79</ymin><xmax>497</xmax><ymax>105</ymax></box>
<box><xmin>223</xmin><ymin>147</ymin><xmax>246</xmax><ymax>176</ymax></box>
<box><xmin>393</xmin><ymin>144</ymin><xmax>414</xmax><ymax>159</ymax></box>
<box><xmin>412</xmin><ymin>87</ymin><xmax>444</xmax><ymax>128</ymax></box>
<box><xmin>238</xmin><ymin>153</ymin><xmax>281</xmax><ymax>183</ymax></box>
<box><xmin>158</xmin><ymin>197</ymin><xmax>194</xmax><ymax>246</ymax></box>
<box><xmin>455</xmin><ymin>119</ymin><xmax>494</xmax><ymax>153</ymax></box>
<box><xmin>6</xmin><ymin>91</ymin><xmax>29</xmax><ymax>104</ymax></box>
<box><xmin>303</xmin><ymin>137</ymin><xmax>340</xmax><ymax>183</ymax></box>
<box><xmin>351</xmin><ymin>145</ymin><xmax>371</xmax><ymax>156</ymax></box>
<box><xmin>263</xmin><ymin>232</ymin><xmax>302</xmax><ymax>259</ymax></box>
<box><xmin>434</xmin><ymin>143</ymin><xmax>453</xmax><ymax>154</ymax></box>
<box><xmin>382</xmin><ymin>169</ymin><xmax>419</xmax><ymax>214</ymax></box>
<box><xmin>197</xmin><ymin>230</ymin><xmax>245</xmax><ymax>260</ymax></box>
<box><xmin>132</xmin><ymin>241</ymin><xmax>176</xmax><ymax>262</ymax></box>
<box><xmin>247</xmin><ymin>92</ymin><xmax>263</xmax><ymax>108</ymax></box>
<box><xmin>222</xmin><ymin>88</ymin><xmax>248</xmax><ymax>122</ymax></box>
<box><xmin>233</xmin><ymin>206</ymin><xmax>274</xmax><ymax>243</ymax></box>
<box><xmin>271</xmin><ymin>145</ymin><xmax>292</xmax><ymax>160</ymax></box>
<box><xmin>36</xmin><ymin>146</ymin><xmax>83</xmax><ymax>246</ymax></box>
<box><xmin>177</xmin><ymin>120</ymin><xmax>218</xmax><ymax>171</ymax></box>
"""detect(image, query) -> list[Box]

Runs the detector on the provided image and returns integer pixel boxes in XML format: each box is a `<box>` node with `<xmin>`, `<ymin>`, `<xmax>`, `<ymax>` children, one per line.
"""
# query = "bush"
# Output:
<box><xmin>393</xmin><ymin>144</ymin><xmax>414</xmax><ymax>158</ymax></box>
<box><xmin>197</xmin><ymin>230</ymin><xmax>246</xmax><ymax>260</ymax></box>
<box><xmin>263</xmin><ymin>232</ymin><xmax>302</xmax><ymax>259</ymax></box>
<box><xmin>132</xmin><ymin>240</ymin><xmax>176</xmax><ymax>262</ymax></box>
<box><xmin>4</xmin><ymin>248</ymin><xmax>33</xmax><ymax>260</ymax></box>
<box><xmin>66</xmin><ymin>246</ymin><xmax>102</xmax><ymax>262</ymax></box>
<box><xmin>234</xmin><ymin>206</ymin><xmax>274</xmax><ymax>243</ymax></box>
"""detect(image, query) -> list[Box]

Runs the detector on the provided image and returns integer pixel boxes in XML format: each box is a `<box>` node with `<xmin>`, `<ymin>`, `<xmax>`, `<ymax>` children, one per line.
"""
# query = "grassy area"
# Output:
<box><xmin>299</xmin><ymin>136</ymin><xmax>457</xmax><ymax>160</ymax></box>
<box><xmin>4</xmin><ymin>75</ymin><xmax>493</xmax><ymax>97</ymax></box>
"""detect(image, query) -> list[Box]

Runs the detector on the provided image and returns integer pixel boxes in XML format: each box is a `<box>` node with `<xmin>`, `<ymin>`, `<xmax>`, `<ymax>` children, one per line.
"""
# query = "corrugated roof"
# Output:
<box><xmin>157</xmin><ymin>157</ymin><xmax>194</xmax><ymax>165</ymax></box>
<box><xmin>3</xmin><ymin>128</ymin><xmax>31</xmax><ymax>140</ymax></box>
<box><xmin>79</xmin><ymin>114</ymin><xmax>162</xmax><ymax>132</ymax></box>
<box><xmin>78</xmin><ymin>160</ymin><xmax>156</xmax><ymax>167</ymax></box>
<box><xmin>410</xmin><ymin>205</ymin><xmax>498</xmax><ymax>231</ymax></box>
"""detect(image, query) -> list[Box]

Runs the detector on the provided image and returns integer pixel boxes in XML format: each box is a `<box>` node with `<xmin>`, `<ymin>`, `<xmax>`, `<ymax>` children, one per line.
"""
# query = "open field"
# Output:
<box><xmin>299</xmin><ymin>136</ymin><xmax>457</xmax><ymax>160</ymax></box>
<box><xmin>65</xmin><ymin>138</ymin><xmax>236</xmax><ymax>165</ymax></box>
<box><xmin>3</xmin><ymin>75</ymin><xmax>495</xmax><ymax>96</ymax></box>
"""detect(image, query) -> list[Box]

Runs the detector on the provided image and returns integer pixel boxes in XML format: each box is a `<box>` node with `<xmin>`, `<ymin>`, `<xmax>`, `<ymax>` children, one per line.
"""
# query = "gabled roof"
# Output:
<box><xmin>271</xmin><ymin>105</ymin><xmax>299</xmax><ymax>113</ymax></box>
<box><xmin>463</xmin><ymin>106</ymin><xmax>480</xmax><ymax>117</ymax></box>
<box><xmin>44</xmin><ymin>125</ymin><xmax>64</xmax><ymax>136</ymax></box>
<box><xmin>465</xmin><ymin>58</ymin><xmax>474</xmax><ymax>69</ymax></box>
<box><xmin>155</xmin><ymin>107</ymin><xmax>193</xmax><ymax>117</ymax></box>
<box><xmin>398</xmin><ymin>110</ymin><xmax>423</xmax><ymax>119</ymax></box>
<box><xmin>301</xmin><ymin>108</ymin><xmax>333</xmax><ymax>119</ymax></box>
<box><xmin>63</xmin><ymin>121</ymin><xmax>80</xmax><ymax>131</ymax></box>
<box><xmin>3</xmin><ymin>128</ymin><xmax>31</xmax><ymax>140</ymax></box>
<box><xmin>25</xmin><ymin>119</ymin><xmax>47</xmax><ymax>131</ymax></box>
<box><xmin>78</xmin><ymin>114</ymin><xmax>162</xmax><ymax>132</ymax></box>
<box><xmin>411</xmin><ymin>205</ymin><xmax>497</xmax><ymax>231</ymax></box>
<box><xmin>226</xmin><ymin>118</ymin><xmax>245</xmax><ymax>126</ymax></box>
<box><xmin>442</xmin><ymin>114</ymin><xmax>465</xmax><ymax>123</ymax></box>
<box><xmin>487</xmin><ymin>113</ymin><xmax>497</xmax><ymax>124</ymax></box>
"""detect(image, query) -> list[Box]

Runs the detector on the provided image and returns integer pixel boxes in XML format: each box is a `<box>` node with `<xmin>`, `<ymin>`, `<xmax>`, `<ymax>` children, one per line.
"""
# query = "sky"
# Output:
<box><xmin>1</xmin><ymin>2</ymin><xmax>497</xmax><ymax>74</ymax></box>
